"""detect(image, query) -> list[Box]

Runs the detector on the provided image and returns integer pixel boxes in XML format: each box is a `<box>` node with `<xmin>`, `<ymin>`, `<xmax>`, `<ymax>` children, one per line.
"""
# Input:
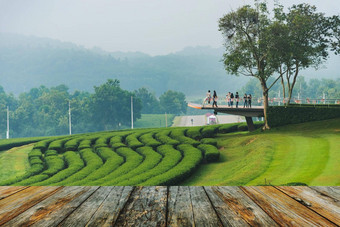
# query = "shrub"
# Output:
<box><xmin>119</xmin><ymin>144</ymin><xmax>182</xmax><ymax>185</ymax></box>
<box><xmin>109</xmin><ymin>135</ymin><xmax>123</xmax><ymax>146</ymax></box>
<box><xmin>0</xmin><ymin>137</ymin><xmax>45</xmax><ymax>152</ymax></box>
<box><xmin>237</xmin><ymin>123</ymin><xmax>248</xmax><ymax>131</ymax></box>
<box><xmin>78</xmin><ymin>139</ymin><xmax>93</xmax><ymax>150</ymax></box>
<box><xmin>28</xmin><ymin>149</ymin><xmax>42</xmax><ymax>159</ymax></box>
<box><xmin>12</xmin><ymin>174</ymin><xmax>49</xmax><ymax>186</ymax></box>
<box><xmin>48</xmin><ymin>138</ymin><xmax>71</xmax><ymax>153</ymax></box>
<box><xmin>218</xmin><ymin>123</ymin><xmax>239</xmax><ymax>134</ymax></box>
<box><xmin>125</xmin><ymin>133</ymin><xmax>144</xmax><ymax>150</ymax></box>
<box><xmin>90</xmin><ymin>147</ymin><xmax>143</xmax><ymax>186</ymax></box>
<box><xmin>200</xmin><ymin>138</ymin><xmax>218</xmax><ymax>146</ymax></box>
<box><xmin>45</xmin><ymin>150</ymin><xmax>58</xmax><ymax>157</ymax></box>
<box><xmin>267</xmin><ymin>106</ymin><xmax>340</xmax><ymax>127</ymax></box>
<box><xmin>72</xmin><ymin>147</ymin><xmax>124</xmax><ymax>185</ymax></box>
<box><xmin>64</xmin><ymin>137</ymin><xmax>82</xmax><ymax>151</ymax></box>
<box><xmin>55</xmin><ymin>148</ymin><xmax>103</xmax><ymax>185</ymax></box>
<box><xmin>198</xmin><ymin>144</ymin><xmax>220</xmax><ymax>162</ymax></box>
<box><xmin>186</xmin><ymin>127</ymin><xmax>203</xmax><ymax>140</ymax></box>
<box><xmin>170</xmin><ymin>129</ymin><xmax>200</xmax><ymax>146</ymax></box>
<box><xmin>42</xmin><ymin>155</ymin><xmax>65</xmax><ymax>176</ymax></box>
<box><xmin>139</xmin><ymin>132</ymin><xmax>162</xmax><ymax>149</ymax></box>
<box><xmin>33</xmin><ymin>151</ymin><xmax>84</xmax><ymax>186</ymax></box>
<box><xmin>33</xmin><ymin>139</ymin><xmax>55</xmax><ymax>153</ymax></box>
<box><xmin>29</xmin><ymin>156</ymin><xmax>43</xmax><ymax>165</ymax></box>
<box><xmin>0</xmin><ymin>163</ymin><xmax>44</xmax><ymax>186</ymax></box>
<box><xmin>141</xmin><ymin>144</ymin><xmax>203</xmax><ymax>185</ymax></box>
<box><xmin>154</xmin><ymin>130</ymin><xmax>180</xmax><ymax>146</ymax></box>
<box><xmin>201</xmin><ymin>125</ymin><xmax>219</xmax><ymax>138</ymax></box>
<box><xmin>107</xmin><ymin>146</ymin><xmax>162</xmax><ymax>185</ymax></box>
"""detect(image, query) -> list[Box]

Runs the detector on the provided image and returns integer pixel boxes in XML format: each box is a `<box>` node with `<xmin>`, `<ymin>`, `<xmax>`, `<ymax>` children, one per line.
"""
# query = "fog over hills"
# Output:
<box><xmin>0</xmin><ymin>33</ymin><xmax>338</xmax><ymax>98</ymax></box>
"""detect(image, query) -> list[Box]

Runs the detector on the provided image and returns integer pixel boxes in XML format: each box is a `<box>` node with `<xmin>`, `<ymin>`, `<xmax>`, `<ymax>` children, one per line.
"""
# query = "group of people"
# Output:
<box><xmin>203</xmin><ymin>90</ymin><xmax>252</xmax><ymax>108</ymax></box>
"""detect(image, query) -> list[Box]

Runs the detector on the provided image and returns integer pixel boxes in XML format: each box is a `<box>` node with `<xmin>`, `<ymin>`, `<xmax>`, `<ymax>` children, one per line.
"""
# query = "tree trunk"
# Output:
<box><xmin>260</xmin><ymin>78</ymin><xmax>270</xmax><ymax>130</ymax></box>
<box><xmin>280</xmin><ymin>75</ymin><xmax>285</xmax><ymax>102</ymax></box>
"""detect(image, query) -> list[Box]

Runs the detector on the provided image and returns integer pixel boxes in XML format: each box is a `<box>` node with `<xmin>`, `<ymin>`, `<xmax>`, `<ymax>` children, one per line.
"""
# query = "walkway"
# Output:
<box><xmin>0</xmin><ymin>186</ymin><xmax>339</xmax><ymax>226</ymax></box>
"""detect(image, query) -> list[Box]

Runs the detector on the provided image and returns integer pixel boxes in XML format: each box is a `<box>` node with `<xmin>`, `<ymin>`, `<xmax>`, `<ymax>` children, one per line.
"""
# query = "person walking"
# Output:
<box><xmin>243</xmin><ymin>93</ymin><xmax>248</xmax><ymax>108</ymax></box>
<box><xmin>203</xmin><ymin>90</ymin><xmax>211</xmax><ymax>106</ymax></box>
<box><xmin>248</xmin><ymin>94</ymin><xmax>252</xmax><ymax>108</ymax></box>
<box><xmin>235</xmin><ymin>92</ymin><xmax>239</xmax><ymax>108</ymax></box>
<box><xmin>227</xmin><ymin>92</ymin><xmax>231</xmax><ymax>107</ymax></box>
<box><xmin>212</xmin><ymin>90</ymin><xmax>218</xmax><ymax>107</ymax></box>
<box><xmin>230</xmin><ymin>92</ymin><xmax>234</xmax><ymax>107</ymax></box>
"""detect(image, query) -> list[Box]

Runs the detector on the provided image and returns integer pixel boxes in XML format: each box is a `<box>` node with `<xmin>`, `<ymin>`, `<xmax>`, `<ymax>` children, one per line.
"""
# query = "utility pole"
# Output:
<box><xmin>131</xmin><ymin>96</ymin><xmax>134</xmax><ymax>129</ymax></box>
<box><xmin>165</xmin><ymin>112</ymin><xmax>167</xmax><ymax>128</ymax></box>
<box><xmin>6</xmin><ymin>106</ymin><xmax>9</xmax><ymax>139</ymax></box>
<box><xmin>68</xmin><ymin>101</ymin><xmax>72</xmax><ymax>135</ymax></box>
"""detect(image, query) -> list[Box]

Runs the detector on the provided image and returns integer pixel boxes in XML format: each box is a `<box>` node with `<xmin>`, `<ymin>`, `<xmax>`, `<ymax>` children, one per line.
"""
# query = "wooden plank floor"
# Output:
<box><xmin>0</xmin><ymin>186</ymin><xmax>339</xmax><ymax>226</ymax></box>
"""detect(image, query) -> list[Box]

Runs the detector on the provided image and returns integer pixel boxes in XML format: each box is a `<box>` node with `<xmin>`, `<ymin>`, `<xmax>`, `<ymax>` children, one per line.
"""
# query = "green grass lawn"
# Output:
<box><xmin>0</xmin><ymin>144</ymin><xmax>33</xmax><ymax>182</ymax></box>
<box><xmin>134</xmin><ymin>114</ymin><xmax>175</xmax><ymax>128</ymax></box>
<box><xmin>181</xmin><ymin>118</ymin><xmax>340</xmax><ymax>186</ymax></box>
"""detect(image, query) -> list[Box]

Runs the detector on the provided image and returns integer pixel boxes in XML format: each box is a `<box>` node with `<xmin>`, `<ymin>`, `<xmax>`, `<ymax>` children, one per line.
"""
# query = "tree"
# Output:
<box><xmin>159</xmin><ymin>90</ymin><xmax>187</xmax><ymax>115</ymax></box>
<box><xmin>219</xmin><ymin>2</ymin><xmax>279</xmax><ymax>129</ymax></box>
<box><xmin>269</xmin><ymin>3</ymin><xmax>336</xmax><ymax>104</ymax></box>
<box><xmin>134</xmin><ymin>87</ymin><xmax>160</xmax><ymax>114</ymax></box>
<box><xmin>91</xmin><ymin>79</ymin><xmax>142</xmax><ymax>130</ymax></box>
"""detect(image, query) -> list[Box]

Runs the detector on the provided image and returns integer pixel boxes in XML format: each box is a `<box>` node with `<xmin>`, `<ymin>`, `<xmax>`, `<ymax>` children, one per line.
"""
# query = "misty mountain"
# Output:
<box><xmin>0</xmin><ymin>33</ymin><xmax>250</xmax><ymax>98</ymax></box>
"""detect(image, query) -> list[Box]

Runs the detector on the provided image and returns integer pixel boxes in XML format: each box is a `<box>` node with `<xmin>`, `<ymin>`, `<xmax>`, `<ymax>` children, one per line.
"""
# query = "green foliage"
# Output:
<box><xmin>186</xmin><ymin>127</ymin><xmax>203</xmax><ymax>140</ymax></box>
<box><xmin>170</xmin><ymin>129</ymin><xmax>200</xmax><ymax>146</ymax></box>
<box><xmin>64</xmin><ymin>137</ymin><xmax>82</xmax><ymax>151</ymax></box>
<box><xmin>134</xmin><ymin>114</ymin><xmax>175</xmax><ymax>128</ymax></box>
<box><xmin>107</xmin><ymin>146</ymin><xmax>162</xmax><ymax>185</ymax></box>
<box><xmin>154</xmin><ymin>130</ymin><xmax>180</xmax><ymax>146</ymax></box>
<box><xmin>33</xmin><ymin>151</ymin><xmax>84</xmax><ymax>185</ymax></box>
<box><xmin>72</xmin><ymin>147</ymin><xmax>124</xmax><ymax>185</ymax></box>
<box><xmin>159</xmin><ymin>90</ymin><xmax>187</xmax><ymax>115</ymax></box>
<box><xmin>198</xmin><ymin>144</ymin><xmax>220</xmax><ymax>162</ymax></box>
<box><xmin>28</xmin><ymin>149</ymin><xmax>42</xmax><ymax>159</ymax></box>
<box><xmin>48</xmin><ymin>138</ymin><xmax>69</xmax><ymax>153</ymax></box>
<box><xmin>200</xmin><ymin>138</ymin><xmax>218</xmax><ymax>146</ymax></box>
<box><xmin>267</xmin><ymin>106</ymin><xmax>340</xmax><ymax>127</ymax></box>
<box><xmin>55</xmin><ymin>148</ymin><xmax>103</xmax><ymax>185</ymax></box>
<box><xmin>0</xmin><ymin>137</ymin><xmax>44</xmax><ymax>152</ymax></box>
<box><xmin>44</xmin><ymin>150</ymin><xmax>58</xmax><ymax>156</ymax></box>
<box><xmin>42</xmin><ymin>155</ymin><xmax>65</xmax><ymax>176</ymax></box>
<box><xmin>142</xmin><ymin>144</ymin><xmax>203</xmax><ymax>185</ymax></box>
<box><xmin>218</xmin><ymin>123</ymin><xmax>239</xmax><ymax>133</ymax></box>
<box><xmin>201</xmin><ymin>125</ymin><xmax>219</xmax><ymax>138</ymax></box>
<box><xmin>125</xmin><ymin>133</ymin><xmax>144</xmax><ymax>150</ymax></box>
<box><xmin>122</xmin><ymin>144</ymin><xmax>182</xmax><ymax>185</ymax></box>
<box><xmin>139</xmin><ymin>132</ymin><xmax>162</xmax><ymax>149</ymax></box>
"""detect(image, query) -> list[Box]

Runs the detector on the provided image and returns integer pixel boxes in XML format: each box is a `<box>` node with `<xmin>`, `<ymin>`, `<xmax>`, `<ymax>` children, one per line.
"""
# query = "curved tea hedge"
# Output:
<box><xmin>0</xmin><ymin>122</ymin><xmax>254</xmax><ymax>186</ymax></box>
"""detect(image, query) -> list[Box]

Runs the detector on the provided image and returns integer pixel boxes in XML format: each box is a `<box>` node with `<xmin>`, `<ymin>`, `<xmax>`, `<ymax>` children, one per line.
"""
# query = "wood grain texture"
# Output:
<box><xmin>0</xmin><ymin>186</ymin><xmax>29</xmax><ymax>200</ymax></box>
<box><xmin>0</xmin><ymin>186</ymin><xmax>61</xmax><ymax>226</ymax></box>
<box><xmin>206</xmin><ymin>186</ymin><xmax>278</xmax><ymax>226</ymax></box>
<box><xmin>167</xmin><ymin>186</ymin><xmax>194</xmax><ymax>226</ymax></box>
<box><xmin>276</xmin><ymin>186</ymin><xmax>340</xmax><ymax>225</ymax></box>
<box><xmin>3</xmin><ymin>186</ymin><xmax>98</xmax><ymax>227</ymax></box>
<box><xmin>115</xmin><ymin>186</ymin><xmax>167</xmax><ymax>227</ymax></box>
<box><xmin>241</xmin><ymin>186</ymin><xmax>337</xmax><ymax>226</ymax></box>
<box><xmin>86</xmin><ymin>186</ymin><xmax>134</xmax><ymax>227</ymax></box>
<box><xmin>311</xmin><ymin>186</ymin><xmax>340</xmax><ymax>201</ymax></box>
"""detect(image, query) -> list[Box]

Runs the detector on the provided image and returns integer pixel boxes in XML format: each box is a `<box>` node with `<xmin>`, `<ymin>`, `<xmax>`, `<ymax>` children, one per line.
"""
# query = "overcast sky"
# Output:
<box><xmin>0</xmin><ymin>0</ymin><xmax>339</xmax><ymax>55</ymax></box>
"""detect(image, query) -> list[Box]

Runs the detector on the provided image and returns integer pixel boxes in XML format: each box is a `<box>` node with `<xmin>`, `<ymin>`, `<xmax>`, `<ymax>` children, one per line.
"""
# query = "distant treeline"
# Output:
<box><xmin>0</xmin><ymin>80</ymin><xmax>187</xmax><ymax>138</ymax></box>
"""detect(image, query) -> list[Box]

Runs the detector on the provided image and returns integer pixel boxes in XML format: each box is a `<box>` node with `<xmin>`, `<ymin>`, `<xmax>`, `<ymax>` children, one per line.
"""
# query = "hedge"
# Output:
<box><xmin>64</xmin><ymin>137</ymin><xmax>82</xmax><ymax>151</ymax></box>
<box><xmin>42</xmin><ymin>155</ymin><xmax>65</xmax><ymax>176</ymax></box>
<box><xmin>48</xmin><ymin>138</ymin><xmax>71</xmax><ymax>153</ymax></box>
<box><xmin>186</xmin><ymin>127</ymin><xmax>203</xmax><ymax>140</ymax></box>
<box><xmin>170</xmin><ymin>129</ymin><xmax>200</xmax><ymax>146</ymax></box>
<box><xmin>139</xmin><ymin>132</ymin><xmax>162</xmax><ymax>149</ymax></box>
<box><xmin>33</xmin><ymin>139</ymin><xmax>55</xmax><ymax>153</ymax></box>
<box><xmin>33</xmin><ymin>151</ymin><xmax>84</xmax><ymax>186</ymax></box>
<box><xmin>72</xmin><ymin>147</ymin><xmax>124</xmax><ymax>185</ymax></box>
<box><xmin>91</xmin><ymin>147</ymin><xmax>144</xmax><ymax>186</ymax></box>
<box><xmin>200</xmin><ymin>138</ymin><xmax>218</xmax><ymax>146</ymax></box>
<box><xmin>201</xmin><ymin>125</ymin><xmax>219</xmax><ymax>138</ymax></box>
<box><xmin>217</xmin><ymin>123</ymin><xmax>239</xmax><ymax>134</ymax></box>
<box><xmin>121</xmin><ymin>144</ymin><xmax>182</xmax><ymax>186</ymax></box>
<box><xmin>198</xmin><ymin>144</ymin><xmax>220</xmax><ymax>162</ymax></box>
<box><xmin>78</xmin><ymin>139</ymin><xmax>93</xmax><ymax>150</ymax></box>
<box><xmin>45</xmin><ymin>150</ymin><xmax>58</xmax><ymax>157</ymax></box>
<box><xmin>155</xmin><ymin>130</ymin><xmax>180</xmax><ymax>146</ymax></box>
<box><xmin>141</xmin><ymin>144</ymin><xmax>203</xmax><ymax>185</ymax></box>
<box><xmin>125</xmin><ymin>133</ymin><xmax>144</xmax><ymax>150</ymax></box>
<box><xmin>55</xmin><ymin>148</ymin><xmax>103</xmax><ymax>185</ymax></box>
<box><xmin>0</xmin><ymin>137</ymin><xmax>45</xmax><ymax>152</ymax></box>
<box><xmin>0</xmin><ymin>163</ymin><xmax>44</xmax><ymax>186</ymax></box>
<box><xmin>107</xmin><ymin>146</ymin><xmax>162</xmax><ymax>185</ymax></box>
<box><xmin>267</xmin><ymin>106</ymin><xmax>340</xmax><ymax>127</ymax></box>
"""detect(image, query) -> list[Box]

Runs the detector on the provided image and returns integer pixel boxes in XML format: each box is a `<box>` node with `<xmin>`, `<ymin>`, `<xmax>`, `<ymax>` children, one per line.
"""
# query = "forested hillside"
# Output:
<box><xmin>0</xmin><ymin>33</ymin><xmax>246</xmax><ymax>96</ymax></box>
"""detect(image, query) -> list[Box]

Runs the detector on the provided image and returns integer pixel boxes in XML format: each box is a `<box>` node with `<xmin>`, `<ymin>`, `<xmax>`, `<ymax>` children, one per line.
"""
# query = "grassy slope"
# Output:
<box><xmin>0</xmin><ymin>144</ymin><xmax>33</xmax><ymax>182</ymax></box>
<box><xmin>134</xmin><ymin>114</ymin><xmax>175</xmax><ymax>128</ymax></box>
<box><xmin>181</xmin><ymin>118</ymin><xmax>340</xmax><ymax>186</ymax></box>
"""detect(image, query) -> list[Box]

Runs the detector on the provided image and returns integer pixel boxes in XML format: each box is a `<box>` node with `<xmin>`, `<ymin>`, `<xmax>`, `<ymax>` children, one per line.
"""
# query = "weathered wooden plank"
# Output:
<box><xmin>0</xmin><ymin>186</ymin><xmax>61</xmax><ymax>226</ymax></box>
<box><xmin>167</xmin><ymin>186</ymin><xmax>194</xmax><ymax>226</ymax></box>
<box><xmin>86</xmin><ymin>186</ymin><xmax>134</xmax><ymax>227</ymax></box>
<box><xmin>190</xmin><ymin>187</ymin><xmax>222</xmax><ymax>226</ymax></box>
<box><xmin>311</xmin><ymin>186</ymin><xmax>340</xmax><ymax>201</ymax></box>
<box><xmin>114</xmin><ymin>186</ymin><xmax>167</xmax><ymax>227</ymax></box>
<box><xmin>0</xmin><ymin>186</ymin><xmax>29</xmax><ymax>200</ymax></box>
<box><xmin>205</xmin><ymin>186</ymin><xmax>278</xmax><ymax>226</ymax></box>
<box><xmin>241</xmin><ymin>186</ymin><xmax>337</xmax><ymax>226</ymax></box>
<box><xmin>3</xmin><ymin>186</ymin><xmax>99</xmax><ymax>227</ymax></box>
<box><xmin>276</xmin><ymin>186</ymin><xmax>340</xmax><ymax>225</ymax></box>
<box><xmin>59</xmin><ymin>186</ymin><xmax>113</xmax><ymax>227</ymax></box>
